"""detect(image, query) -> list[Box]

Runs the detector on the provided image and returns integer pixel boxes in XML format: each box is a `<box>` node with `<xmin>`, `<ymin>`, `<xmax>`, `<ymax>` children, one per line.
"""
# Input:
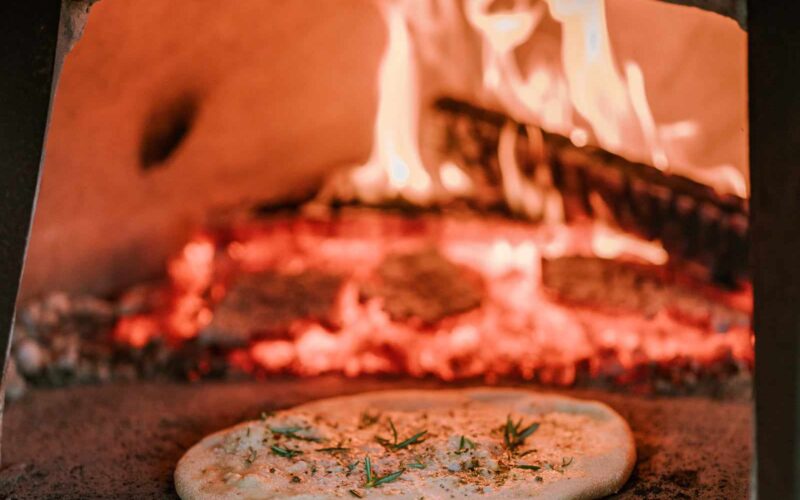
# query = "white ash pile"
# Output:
<box><xmin>6</xmin><ymin>289</ymin><xmax>219</xmax><ymax>400</ymax></box>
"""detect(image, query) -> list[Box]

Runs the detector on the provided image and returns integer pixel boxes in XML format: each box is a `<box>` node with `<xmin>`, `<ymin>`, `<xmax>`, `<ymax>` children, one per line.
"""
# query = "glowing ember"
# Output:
<box><xmin>107</xmin><ymin>0</ymin><xmax>750</xmax><ymax>388</ymax></box>
<box><xmin>114</xmin><ymin>211</ymin><xmax>752</xmax><ymax>385</ymax></box>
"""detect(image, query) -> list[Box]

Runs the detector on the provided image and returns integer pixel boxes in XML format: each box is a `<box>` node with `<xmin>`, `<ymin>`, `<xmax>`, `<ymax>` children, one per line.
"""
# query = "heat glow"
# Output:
<box><xmin>320</xmin><ymin>0</ymin><xmax>747</xmax><ymax>209</ymax></box>
<box><xmin>115</xmin><ymin>212</ymin><xmax>752</xmax><ymax>385</ymax></box>
<box><xmin>114</xmin><ymin>0</ymin><xmax>751</xmax><ymax>387</ymax></box>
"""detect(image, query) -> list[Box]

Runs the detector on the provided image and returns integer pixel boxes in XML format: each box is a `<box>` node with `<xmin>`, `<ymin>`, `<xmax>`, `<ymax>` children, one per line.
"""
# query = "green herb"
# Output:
<box><xmin>272</xmin><ymin>425</ymin><xmax>302</xmax><ymax>434</ymax></box>
<box><xmin>346</xmin><ymin>461</ymin><xmax>359</xmax><ymax>475</ymax></box>
<box><xmin>502</xmin><ymin>415</ymin><xmax>540</xmax><ymax>452</ymax></box>
<box><xmin>376</xmin><ymin>420</ymin><xmax>428</xmax><ymax>451</ymax></box>
<box><xmin>406</xmin><ymin>461</ymin><xmax>426</xmax><ymax>469</ymax></box>
<box><xmin>456</xmin><ymin>435</ymin><xmax>476</xmax><ymax>454</ymax></box>
<box><xmin>365</xmin><ymin>456</ymin><xmax>374</xmax><ymax>485</ymax></box>
<box><xmin>370</xmin><ymin>470</ymin><xmax>404</xmax><ymax>487</ymax></box>
<box><xmin>317</xmin><ymin>446</ymin><xmax>351</xmax><ymax>454</ymax></box>
<box><xmin>395</xmin><ymin>430</ymin><xmax>427</xmax><ymax>450</ymax></box>
<box><xmin>518</xmin><ymin>449</ymin><xmax>537</xmax><ymax>458</ymax></box>
<box><xmin>515</xmin><ymin>464</ymin><xmax>541</xmax><ymax>471</ymax></box>
<box><xmin>270</xmin><ymin>426</ymin><xmax>322</xmax><ymax>442</ymax></box>
<box><xmin>349</xmin><ymin>489</ymin><xmax>365</xmax><ymax>498</ymax></box>
<box><xmin>359</xmin><ymin>411</ymin><xmax>381</xmax><ymax>429</ymax></box>
<box><xmin>270</xmin><ymin>444</ymin><xmax>303</xmax><ymax>458</ymax></box>
<box><xmin>245</xmin><ymin>447</ymin><xmax>257</xmax><ymax>465</ymax></box>
<box><xmin>363</xmin><ymin>456</ymin><xmax>404</xmax><ymax>488</ymax></box>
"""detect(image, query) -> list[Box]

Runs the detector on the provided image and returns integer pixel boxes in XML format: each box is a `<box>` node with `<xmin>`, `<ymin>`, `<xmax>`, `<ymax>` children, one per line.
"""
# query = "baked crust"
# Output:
<box><xmin>175</xmin><ymin>388</ymin><xmax>635</xmax><ymax>499</ymax></box>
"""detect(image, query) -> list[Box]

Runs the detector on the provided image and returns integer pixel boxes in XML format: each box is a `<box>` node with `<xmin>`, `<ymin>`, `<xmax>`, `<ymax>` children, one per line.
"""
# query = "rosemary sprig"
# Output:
<box><xmin>370</xmin><ymin>470</ymin><xmax>404</xmax><ymax>487</ymax></box>
<box><xmin>406</xmin><ymin>461</ymin><xmax>426</xmax><ymax>469</ymax></box>
<box><xmin>271</xmin><ymin>425</ymin><xmax>302</xmax><ymax>434</ymax></box>
<box><xmin>515</xmin><ymin>464</ymin><xmax>541</xmax><ymax>471</ymax></box>
<box><xmin>389</xmin><ymin>419</ymin><xmax>399</xmax><ymax>444</ymax></box>
<box><xmin>317</xmin><ymin>446</ymin><xmax>351</xmax><ymax>454</ymax></box>
<box><xmin>364</xmin><ymin>456</ymin><xmax>374</xmax><ymax>485</ymax></box>
<box><xmin>359</xmin><ymin>411</ymin><xmax>381</xmax><ymax>429</ymax></box>
<box><xmin>376</xmin><ymin>420</ymin><xmax>428</xmax><ymax>451</ymax></box>
<box><xmin>270</xmin><ymin>426</ymin><xmax>322</xmax><ymax>442</ymax></box>
<box><xmin>503</xmin><ymin>415</ymin><xmax>540</xmax><ymax>452</ymax></box>
<box><xmin>394</xmin><ymin>430</ymin><xmax>428</xmax><ymax>450</ymax></box>
<box><xmin>456</xmin><ymin>435</ymin><xmax>476</xmax><ymax>454</ymax></box>
<box><xmin>349</xmin><ymin>489</ymin><xmax>365</xmax><ymax>498</ymax></box>
<box><xmin>270</xmin><ymin>444</ymin><xmax>303</xmax><ymax>458</ymax></box>
<box><xmin>363</xmin><ymin>456</ymin><xmax>405</xmax><ymax>488</ymax></box>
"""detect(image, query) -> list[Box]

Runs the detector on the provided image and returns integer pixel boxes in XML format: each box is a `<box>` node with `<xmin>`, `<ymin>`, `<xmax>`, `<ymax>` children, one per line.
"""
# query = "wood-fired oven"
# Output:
<box><xmin>0</xmin><ymin>0</ymin><xmax>793</xmax><ymax>498</ymax></box>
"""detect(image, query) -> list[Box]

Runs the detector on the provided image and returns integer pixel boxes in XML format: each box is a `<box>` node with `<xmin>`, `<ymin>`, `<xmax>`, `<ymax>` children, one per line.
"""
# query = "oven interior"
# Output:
<box><xmin>1</xmin><ymin>0</ymin><xmax>756</xmax><ymax>498</ymax></box>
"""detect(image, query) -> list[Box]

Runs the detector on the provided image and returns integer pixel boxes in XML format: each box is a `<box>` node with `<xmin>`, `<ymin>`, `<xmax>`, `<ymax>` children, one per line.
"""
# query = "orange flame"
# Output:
<box><xmin>116</xmin><ymin>212</ymin><xmax>751</xmax><ymax>386</ymax></box>
<box><xmin>321</xmin><ymin>0</ymin><xmax>745</xmax><ymax>214</ymax></box>
<box><xmin>324</xmin><ymin>1</ymin><xmax>433</xmax><ymax>205</ymax></box>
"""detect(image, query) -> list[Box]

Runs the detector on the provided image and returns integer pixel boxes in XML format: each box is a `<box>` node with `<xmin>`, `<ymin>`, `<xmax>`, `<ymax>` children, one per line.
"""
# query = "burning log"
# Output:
<box><xmin>360</xmin><ymin>248</ymin><xmax>484</xmax><ymax>324</ymax></box>
<box><xmin>435</xmin><ymin>97</ymin><xmax>749</xmax><ymax>286</ymax></box>
<box><xmin>201</xmin><ymin>270</ymin><xmax>344</xmax><ymax>346</ymax></box>
<box><xmin>541</xmin><ymin>256</ymin><xmax>750</xmax><ymax>332</ymax></box>
<box><xmin>8</xmin><ymin>212</ymin><xmax>753</xmax><ymax>397</ymax></box>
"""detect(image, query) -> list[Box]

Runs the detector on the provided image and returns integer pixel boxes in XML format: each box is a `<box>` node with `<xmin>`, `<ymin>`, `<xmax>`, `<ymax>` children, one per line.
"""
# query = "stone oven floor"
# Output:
<box><xmin>1</xmin><ymin>377</ymin><xmax>751</xmax><ymax>499</ymax></box>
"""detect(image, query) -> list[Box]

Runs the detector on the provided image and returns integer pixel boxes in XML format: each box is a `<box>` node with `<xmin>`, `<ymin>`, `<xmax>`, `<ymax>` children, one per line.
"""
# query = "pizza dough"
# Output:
<box><xmin>175</xmin><ymin>388</ymin><xmax>636</xmax><ymax>499</ymax></box>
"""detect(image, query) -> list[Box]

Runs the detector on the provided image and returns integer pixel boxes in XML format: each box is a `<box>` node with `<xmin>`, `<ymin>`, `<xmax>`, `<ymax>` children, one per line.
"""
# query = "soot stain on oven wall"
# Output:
<box><xmin>139</xmin><ymin>93</ymin><xmax>199</xmax><ymax>170</ymax></box>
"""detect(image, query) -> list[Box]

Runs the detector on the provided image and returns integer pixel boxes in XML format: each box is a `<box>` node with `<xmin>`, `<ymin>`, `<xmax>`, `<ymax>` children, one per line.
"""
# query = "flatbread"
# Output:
<box><xmin>175</xmin><ymin>388</ymin><xmax>635</xmax><ymax>499</ymax></box>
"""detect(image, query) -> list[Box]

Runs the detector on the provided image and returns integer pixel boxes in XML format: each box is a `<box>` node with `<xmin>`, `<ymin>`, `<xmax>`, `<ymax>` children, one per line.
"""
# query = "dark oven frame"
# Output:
<box><xmin>0</xmin><ymin>1</ymin><xmax>795</xmax><ymax>497</ymax></box>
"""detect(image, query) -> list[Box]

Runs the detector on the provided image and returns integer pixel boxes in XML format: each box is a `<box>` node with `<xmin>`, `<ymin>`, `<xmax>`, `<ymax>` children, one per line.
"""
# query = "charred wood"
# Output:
<box><xmin>541</xmin><ymin>256</ymin><xmax>750</xmax><ymax>332</ymax></box>
<box><xmin>435</xmin><ymin>97</ymin><xmax>749</xmax><ymax>286</ymax></box>
<box><xmin>360</xmin><ymin>248</ymin><xmax>484</xmax><ymax>325</ymax></box>
<box><xmin>201</xmin><ymin>270</ymin><xmax>344</xmax><ymax>346</ymax></box>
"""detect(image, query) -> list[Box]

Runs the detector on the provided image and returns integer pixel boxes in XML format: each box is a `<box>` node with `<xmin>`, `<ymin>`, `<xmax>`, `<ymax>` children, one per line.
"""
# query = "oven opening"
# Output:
<box><xmin>2</xmin><ymin>0</ymin><xmax>754</xmax><ymax>498</ymax></box>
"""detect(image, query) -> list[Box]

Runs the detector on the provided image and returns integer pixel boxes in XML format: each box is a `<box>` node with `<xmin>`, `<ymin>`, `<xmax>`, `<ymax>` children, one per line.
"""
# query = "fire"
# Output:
<box><xmin>320</xmin><ymin>0</ymin><xmax>433</xmax><ymax>205</ymax></box>
<box><xmin>318</xmin><ymin>0</ymin><xmax>746</xmax><ymax>212</ymax></box>
<box><xmin>114</xmin><ymin>211</ymin><xmax>752</xmax><ymax>386</ymax></box>
<box><xmin>109</xmin><ymin>1</ymin><xmax>750</xmax><ymax>387</ymax></box>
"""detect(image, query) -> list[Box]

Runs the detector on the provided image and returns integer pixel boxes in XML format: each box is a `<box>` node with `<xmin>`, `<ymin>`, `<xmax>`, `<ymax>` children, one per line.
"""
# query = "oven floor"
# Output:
<box><xmin>0</xmin><ymin>378</ymin><xmax>751</xmax><ymax>499</ymax></box>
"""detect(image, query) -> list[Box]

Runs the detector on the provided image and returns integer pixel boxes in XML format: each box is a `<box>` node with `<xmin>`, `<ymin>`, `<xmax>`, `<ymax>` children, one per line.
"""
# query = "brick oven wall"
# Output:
<box><xmin>21</xmin><ymin>0</ymin><xmax>746</xmax><ymax>299</ymax></box>
<box><xmin>21</xmin><ymin>0</ymin><xmax>385</xmax><ymax>299</ymax></box>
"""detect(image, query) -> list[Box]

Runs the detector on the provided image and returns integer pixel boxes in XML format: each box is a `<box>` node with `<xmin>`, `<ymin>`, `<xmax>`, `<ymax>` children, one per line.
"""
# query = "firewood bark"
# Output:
<box><xmin>436</xmin><ymin>97</ymin><xmax>749</xmax><ymax>285</ymax></box>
